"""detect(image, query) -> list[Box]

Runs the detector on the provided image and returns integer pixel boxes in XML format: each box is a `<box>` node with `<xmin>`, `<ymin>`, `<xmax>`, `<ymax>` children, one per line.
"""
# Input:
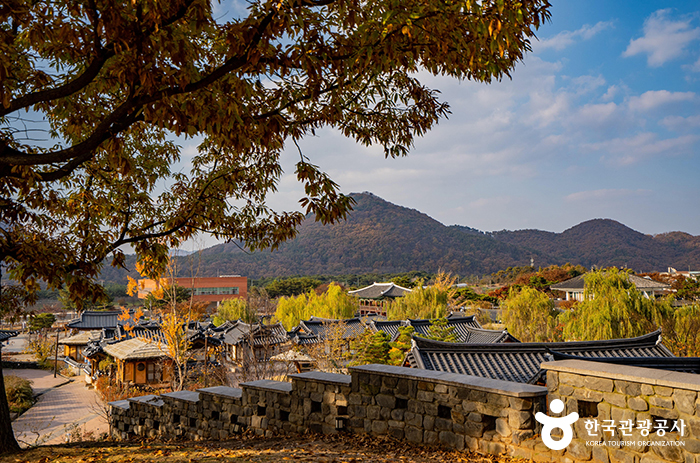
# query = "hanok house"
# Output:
<box><xmin>102</xmin><ymin>337</ymin><xmax>171</xmax><ymax>387</ymax></box>
<box><xmin>550</xmin><ymin>273</ymin><xmax>671</xmax><ymax>302</ymax></box>
<box><xmin>289</xmin><ymin>316</ymin><xmax>369</xmax><ymax>348</ymax></box>
<box><xmin>59</xmin><ymin>330</ymin><xmax>101</xmax><ymax>363</ymax></box>
<box><xmin>215</xmin><ymin>320</ymin><xmax>290</xmax><ymax>364</ymax></box>
<box><xmin>368</xmin><ymin>314</ymin><xmax>518</xmax><ymax>343</ymax></box>
<box><xmin>404</xmin><ymin>329</ymin><xmax>674</xmax><ymax>384</ymax></box>
<box><xmin>348</xmin><ymin>282</ymin><xmax>412</xmax><ymax>316</ymax></box>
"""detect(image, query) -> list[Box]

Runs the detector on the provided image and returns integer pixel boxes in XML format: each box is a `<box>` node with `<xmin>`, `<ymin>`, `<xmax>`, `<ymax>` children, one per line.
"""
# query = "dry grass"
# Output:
<box><xmin>1</xmin><ymin>433</ymin><xmax>527</xmax><ymax>463</ymax></box>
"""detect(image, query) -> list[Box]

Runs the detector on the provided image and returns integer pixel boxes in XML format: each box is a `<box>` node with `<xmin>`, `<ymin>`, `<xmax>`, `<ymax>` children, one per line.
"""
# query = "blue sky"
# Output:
<box><xmin>186</xmin><ymin>1</ymin><xmax>700</xmax><ymax>248</ymax></box>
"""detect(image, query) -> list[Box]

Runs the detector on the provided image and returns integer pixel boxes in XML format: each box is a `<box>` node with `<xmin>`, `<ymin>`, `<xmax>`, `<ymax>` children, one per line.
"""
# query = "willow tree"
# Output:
<box><xmin>561</xmin><ymin>268</ymin><xmax>666</xmax><ymax>341</ymax></box>
<box><xmin>501</xmin><ymin>285</ymin><xmax>560</xmax><ymax>342</ymax></box>
<box><xmin>0</xmin><ymin>0</ymin><xmax>551</xmax><ymax>451</ymax></box>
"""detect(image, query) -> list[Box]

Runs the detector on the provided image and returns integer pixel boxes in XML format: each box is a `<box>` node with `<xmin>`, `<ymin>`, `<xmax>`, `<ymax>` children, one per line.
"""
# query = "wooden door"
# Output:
<box><xmin>134</xmin><ymin>362</ymin><xmax>146</xmax><ymax>384</ymax></box>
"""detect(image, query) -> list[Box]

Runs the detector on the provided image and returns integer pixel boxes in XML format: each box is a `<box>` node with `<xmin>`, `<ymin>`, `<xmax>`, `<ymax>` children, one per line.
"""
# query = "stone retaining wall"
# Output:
<box><xmin>110</xmin><ymin>363</ymin><xmax>547</xmax><ymax>458</ymax></box>
<box><xmin>543</xmin><ymin>360</ymin><xmax>700</xmax><ymax>463</ymax></box>
<box><xmin>110</xmin><ymin>361</ymin><xmax>700</xmax><ymax>463</ymax></box>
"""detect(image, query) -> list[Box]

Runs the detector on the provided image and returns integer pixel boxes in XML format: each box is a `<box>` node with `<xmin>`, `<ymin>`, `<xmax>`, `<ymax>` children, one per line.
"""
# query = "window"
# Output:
<box><xmin>193</xmin><ymin>287</ymin><xmax>240</xmax><ymax>296</ymax></box>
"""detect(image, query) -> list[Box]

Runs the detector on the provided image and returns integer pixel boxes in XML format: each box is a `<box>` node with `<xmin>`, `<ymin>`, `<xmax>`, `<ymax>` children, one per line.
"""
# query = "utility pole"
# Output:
<box><xmin>53</xmin><ymin>329</ymin><xmax>60</xmax><ymax>378</ymax></box>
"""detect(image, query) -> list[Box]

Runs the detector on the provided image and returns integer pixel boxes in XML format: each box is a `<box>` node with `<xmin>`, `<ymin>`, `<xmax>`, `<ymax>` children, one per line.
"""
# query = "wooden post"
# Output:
<box><xmin>203</xmin><ymin>335</ymin><xmax>208</xmax><ymax>387</ymax></box>
<box><xmin>53</xmin><ymin>330</ymin><xmax>59</xmax><ymax>378</ymax></box>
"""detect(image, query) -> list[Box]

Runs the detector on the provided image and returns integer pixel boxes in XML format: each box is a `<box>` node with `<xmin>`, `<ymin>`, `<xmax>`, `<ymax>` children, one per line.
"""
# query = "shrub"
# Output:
<box><xmin>5</xmin><ymin>375</ymin><xmax>34</xmax><ymax>414</ymax></box>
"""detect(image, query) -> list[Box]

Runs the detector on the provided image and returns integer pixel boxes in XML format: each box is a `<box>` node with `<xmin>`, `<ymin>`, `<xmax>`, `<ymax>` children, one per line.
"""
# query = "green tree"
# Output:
<box><xmin>28</xmin><ymin>313</ymin><xmax>56</xmax><ymax>332</ymax></box>
<box><xmin>501</xmin><ymin>285</ymin><xmax>560</xmax><ymax>342</ymax></box>
<box><xmin>424</xmin><ymin>317</ymin><xmax>458</xmax><ymax>343</ymax></box>
<box><xmin>661</xmin><ymin>302</ymin><xmax>700</xmax><ymax>357</ymax></box>
<box><xmin>388</xmin><ymin>326</ymin><xmax>415</xmax><ymax>366</ymax></box>
<box><xmin>265</xmin><ymin>277</ymin><xmax>321</xmax><ymax>299</ymax></box>
<box><xmin>560</xmin><ymin>268</ymin><xmax>664</xmax><ymax>341</ymax></box>
<box><xmin>349</xmin><ymin>331</ymin><xmax>392</xmax><ymax>366</ymax></box>
<box><xmin>144</xmin><ymin>284</ymin><xmax>191</xmax><ymax>311</ymax></box>
<box><xmin>275</xmin><ymin>283</ymin><xmax>358</xmax><ymax>330</ymax></box>
<box><xmin>213</xmin><ymin>298</ymin><xmax>257</xmax><ymax>326</ymax></box>
<box><xmin>387</xmin><ymin>273</ymin><xmax>455</xmax><ymax>320</ymax></box>
<box><xmin>0</xmin><ymin>0</ymin><xmax>551</xmax><ymax>451</ymax></box>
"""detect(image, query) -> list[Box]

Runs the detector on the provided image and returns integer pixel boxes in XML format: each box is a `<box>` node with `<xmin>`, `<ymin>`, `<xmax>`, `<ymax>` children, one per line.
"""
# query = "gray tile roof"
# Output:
<box><xmin>407</xmin><ymin>330</ymin><xmax>674</xmax><ymax>384</ymax></box>
<box><xmin>299</xmin><ymin>317</ymin><xmax>368</xmax><ymax>340</ymax></box>
<box><xmin>219</xmin><ymin>321</ymin><xmax>288</xmax><ymax>347</ymax></box>
<box><xmin>0</xmin><ymin>330</ymin><xmax>18</xmax><ymax>343</ymax></box>
<box><xmin>348</xmin><ymin>282</ymin><xmax>412</xmax><ymax>299</ymax></box>
<box><xmin>66</xmin><ymin>310</ymin><xmax>145</xmax><ymax>330</ymax></box>
<box><xmin>550</xmin><ymin>273</ymin><xmax>670</xmax><ymax>292</ymax></box>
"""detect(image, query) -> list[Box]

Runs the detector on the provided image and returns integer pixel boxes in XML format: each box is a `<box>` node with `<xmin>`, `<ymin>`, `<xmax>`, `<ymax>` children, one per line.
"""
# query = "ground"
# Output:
<box><xmin>0</xmin><ymin>433</ymin><xmax>522</xmax><ymax>462</ymax></box>
<box><xmin>6</xmin><ymin>367</ymin><xmax>109</xmax><ymax>447</ymax></box>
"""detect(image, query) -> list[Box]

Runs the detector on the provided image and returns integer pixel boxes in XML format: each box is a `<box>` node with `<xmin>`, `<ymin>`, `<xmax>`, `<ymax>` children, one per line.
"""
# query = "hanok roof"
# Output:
<box><xmin>407</xmin><ymin>330</ymin><xmax>674</xmax><ymax>384</ymax></box>
<box><xmin>299</xmin><ymin>317</ymin><xmax>368</xmax><ymax>340</ymax></box>
<box><xmin>0</xmin><ymin>330</ymin><xmax>18</xmax><ymax>343</ymax></box>
<box><xmin>219</xmin><ymin>320</ymin><xmax>288</xmax><ymax>347</ymax></box>
<box><xmin>404</xmin><ymin>316</ymin><xmax>517</xmax><ymax>343</ymax></box>
<box><xmin>67</xmin><ymin>310</ymin><xmax>139</xmax><ymax>330</ymax></box>
<box><xmin>59</xmin><ymin>330</ymin><xmax>102</xmax><ymax>346</ymax></box>
<box><xmin>348</xmin><ymin>282</ymin><xmax>412</xmax><ymax>299</ymax></box>
<box><xmin>102</xmin><ymin>337</ymin><xmax>168</xmax><ymax>360</ymax></box>
<box><xmin>550</xmin><ymin>274</ymin><xmax>671</xmax><ymax>292</ymax></box>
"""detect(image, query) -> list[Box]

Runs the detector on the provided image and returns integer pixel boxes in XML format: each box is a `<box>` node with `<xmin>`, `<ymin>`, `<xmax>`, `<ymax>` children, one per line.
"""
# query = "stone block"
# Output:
<box><xmin>408</xmin><ymin>400</ymin><xmax>424</xmax><ymax>414</ymax></box>
<box><xmin>434</xmin><ymin>384</ymin><xmax>448</xmax><ymax>394</ymax></box>
<box><xmin>435</xmin><ymin>417</ymin><xmax>453</xmax><ymax>431</ymax></box>
<box><xmin>423</xmin><ymin>402</ymin><xmax>438</xmax><ymax>416</ymax></box>
<box><xmin>417</xmin><ymin>381</ymin><xmax>434</xmax><ymax>391</ymax></box>
<box><xmin>673</xmin><ymin>390</ymin><xmax>697</xmax><ymax>415</ymax></box>
<box><xmin>388</xmin><ymin>426</ymin><xmax>404</xmax><ymax>440</ymax></box>
<box><xmin>468</xmin><ymin>412</ymin><xmax>483</xmax><ymax>422</ymax></box>
<box><xmin>547</xmin><ymin>371</ymin><xmax>559</xmax><ymax>390</ymax></box>
<box><xmin>566</xmin><ymin>439</ymin><xmax>592</xmax><ymax>461</ymax></box>
<box><xmin>603</xmin><ymin>392</ymin><xmax>627</xmax><ymax>408</ymax></box>
<box><xmin>614</xmin><ymin>380</ymin><xmax>642</xmax><ymax>396</ymax></box>
<box><xmin>585</xmin><ymin>377</ymin><xmax>614</xmax><ymax>393</ymax></box>
<box><xmin>405</xmin><ymin>426</ymin><xmax>423</xmax><ymax>444</ymax></box>
<box><xmin>390</xmin><ymin>408</ymin><xmax>405</xmax><ymax>421</ymax></box>
<box><xmin>367</xmin><ymin>405</ymin><xmax>380</xmax><ymax>420</ymax></box>
<box><xmin>609</xmin><ymin>449</ymin><xmax>635</xmax><ymax>463</ymax></box>
<box><xmin>650</xmin><ymin>436</ymin><xmax>684</xmax><ymax>462</ymax></box>
<box><xmin>424</xmin><ymin>430</ymin><xmax>438</xmax><ymax>444</ymax></box>
<box><xmin>683</xmin><ymin>438</ymin><xmax>700</xmax><ymax>454</ymax></box>
<box><xmin>469</xmin><ymin>390</ymin><xmax>488</xmax><ymax>403</ymax></box>
<box><xmin>650</xmin><ymin>406</ymin><xmax>679</xmax><ymax>420</ymax></box>
<box><xmin>417</xmin><ymin>390</ymin><xmax>434</xmax><ymax>403</ymax></box>
<box><xmin>509</xmin><ymin>409</ymin><xmax>533</xmax><ymax>429</ymax></box>
<box><xmin>439</xmin><ymin>430</ymin><xmax>464</xmax><ymax>450</ymax></box>
<box><xmin>371</xmin><ymin>420</ymin><xmax>388</xmax><ymax>434</ymax></box>
<box><xmin>573</xmin><ymin>388</ymin><xmax>604</xmax><ymax>402</ymax></box>
<box><xmin>610</xmin><ymin>407</ymin><xmax>635</xmax><ymax>424</ymax></box>
<box><xmin>591</xmin><ymin>446</ymin><xmax>608</xmax><ymax>463</ymax></box>
<box><xmin>649</xmin><ymin>395</ymin><xmax>674</xmax><ymax>409</ymax></box>
<box><xmin>382</xmin><ymin>375</ymin><xmax>397</xmax><ymax>389</ymax></box>
<box><xmin>509</xmin><ymin>397</ymin><xmax>533</xmax><ymax>410</ymax></box>
<box><xmin>495</xmin><ymin>418</ymin><xmax>511</xmax><ymax>437</ymax></box>
<box><xmin>655</xmin><ymin>386</ymin><xmax>674</xmax><ymax>397</ymax></box>
<box><xmin>688</xmin><ymin>418</ymin><xmax>700</xmax><ymax>438</ymax></box>
<box><xmin>424</xmin><ymin>415</ymin><xmax>435</xmax><ymax>431</ymax></box>
<box><xmin>509</xmin><ymin>446</ymin><xmax>533</xmax><ymax>460</ymax></box>
<box><xmin>405</xmin><ymin>412</ymin><xmax>422</xmax><ymax>428</ymax></box>
<box><xmin>396</xmin><ymin>379</ymin><xmax>409</xmax><ymax>396</ymax></box>
<box><xmin>512</xmin><ymin>429</ymin><xmax>535</xmax><ymax>444</ymax></box>
<box><xmin>486</xmin><ymin>393</ymin><xmax>509</xmax><ymax>408</ymax></box>
<box><xmin>464</xmin><ymin>420</ymin><xmax>485</xmax><ymax>437</ymax></box>
<box><xmin>560</xmin><ymin>373</ymin><xmax>585</xmax><ymax>388</ymax></box>
<box><xmin>628</xmin><ymin>397</ymin><xmax>649</xmax><ymax>411</ymax></box>
<box><xmin>559</xmin><ymin>385</ymin><xmax>574</xmax><ymax>397</ymax></box>
<box><xmin>451</xmin><ymin>409</ymin><xmax>465</xmax><ymax>424</ymax></box>
<box><xmin>376</xmin><ymin>394</ymin><xmax>395</xmax><ymax>409</ymax></box>
<box><xmin>641</xmin><ymin>384</ymin><xmax>654</xmax><ymax>396</ymax></box>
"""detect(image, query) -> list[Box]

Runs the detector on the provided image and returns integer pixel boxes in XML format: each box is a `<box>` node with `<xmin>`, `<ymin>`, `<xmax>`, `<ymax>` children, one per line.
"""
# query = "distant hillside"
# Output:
<box><xmin>490</xmin><ymin>219</ymin><xmax>700</xmax><ymax>271</ymax></box>
<box><xmin>98</xmin><ymin>194</ymin><xmax>700</xmax><ymax>284</ymax></box>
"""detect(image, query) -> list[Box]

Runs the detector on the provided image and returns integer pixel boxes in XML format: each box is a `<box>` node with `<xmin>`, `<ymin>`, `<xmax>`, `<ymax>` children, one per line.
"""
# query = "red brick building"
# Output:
<box><xmin>138</xmin><ymin>275</ymin><xmax>247</xmax><ymax>304</ymax></box>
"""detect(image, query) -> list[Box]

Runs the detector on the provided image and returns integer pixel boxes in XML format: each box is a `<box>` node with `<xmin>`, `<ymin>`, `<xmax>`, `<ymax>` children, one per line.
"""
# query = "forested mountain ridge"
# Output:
<box><xmin>98</xmin><ymin>193</ymin><xmax>700</xmax><ymax>284</ymax></box>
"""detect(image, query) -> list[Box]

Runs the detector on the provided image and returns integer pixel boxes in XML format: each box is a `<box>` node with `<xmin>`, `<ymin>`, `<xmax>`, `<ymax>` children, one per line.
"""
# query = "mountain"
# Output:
<box><xmin>97</xmin><ymin>193</ymin><xmax>700</xmax><ymax>284</ymax></box>
<box><xmin>490</xmin><ymin>219</ymin><xmax>700</xmax><ymax>271</ymax></box>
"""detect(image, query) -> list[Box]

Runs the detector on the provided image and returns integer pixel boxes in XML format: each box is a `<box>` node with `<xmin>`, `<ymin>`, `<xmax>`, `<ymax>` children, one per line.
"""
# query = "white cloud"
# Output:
<box><xmin>627</xmin><ymin>90</ymin><xmax>696</xmax><ymax>111</ymax></box>
<box><xmin>586</xmin><ymin>133</ymin><xmax>700</xmax><ymax>165</ymax></box>
<box><xmin>661</xmin><ymin>115</ymin><xmax>700</xmax><ymax>131</ymax></box>
<box><xmin>623</xmin><ymin>9</ymin><xmax>700</xmax><ymax>67</ymax></box>
<box><xmin>565</xmin><ymin>189</ymin><xmax>651</xmax><ymax>202</ymax></box>
<box><xmin>537</xmin><ymin>22</ymin><xmax>614</xmax><ymax>51</ymax></box>
<box><xmin>601</xmin><ymin>85</ymin><xmax>619</xmax><ymax>101</ymax></box>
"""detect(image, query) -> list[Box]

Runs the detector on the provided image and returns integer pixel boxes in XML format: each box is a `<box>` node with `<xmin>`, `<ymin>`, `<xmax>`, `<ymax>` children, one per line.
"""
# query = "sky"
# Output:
<box><xmin>184</xmin><ymin>0</ymin><xmax>700</xmax><ymax>249</ymax></box>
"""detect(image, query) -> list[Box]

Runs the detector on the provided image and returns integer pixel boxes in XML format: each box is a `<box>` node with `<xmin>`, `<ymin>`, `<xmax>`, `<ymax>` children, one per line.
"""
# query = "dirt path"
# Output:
<box><xmin>7</xmin><ymin>369</ymin><xmax>109</xmax><ymax>447</ymax></box>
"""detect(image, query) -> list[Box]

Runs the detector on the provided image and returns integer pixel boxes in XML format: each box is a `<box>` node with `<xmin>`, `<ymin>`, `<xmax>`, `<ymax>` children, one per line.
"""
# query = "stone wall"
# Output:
<box><xmin>110</xmin><ymin>361</ymin><xmax>700</xmax><ymax>463</ymax></box>
<box><xmin>110</xmin><ymin>363</ymin><xmax>547</xmax><ymax>458</ymax></box>
<box><xmin>543</xmin><ymin>359</ymin><xmax>700</xmax><ymax>463</ymax></box>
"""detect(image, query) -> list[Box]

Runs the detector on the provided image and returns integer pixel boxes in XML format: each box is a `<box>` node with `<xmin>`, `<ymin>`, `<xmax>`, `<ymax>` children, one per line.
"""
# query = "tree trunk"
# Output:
<box><xmin>0</xmin><ymin>348</ymin><xmax>21</xmax><ymax>453</ymax></box>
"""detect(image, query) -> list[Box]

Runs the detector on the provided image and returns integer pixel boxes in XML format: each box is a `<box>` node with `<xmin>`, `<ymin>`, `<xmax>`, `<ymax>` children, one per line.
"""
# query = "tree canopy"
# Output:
<box><xmin>1</xmin><ymin>0</ymin><xmax>551</xmax><ymax>310</ymax></box>
<box><xmin>0</xmin><ymin>1</ymin><xmax>551</xmax><ymax>450</ymax></box>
